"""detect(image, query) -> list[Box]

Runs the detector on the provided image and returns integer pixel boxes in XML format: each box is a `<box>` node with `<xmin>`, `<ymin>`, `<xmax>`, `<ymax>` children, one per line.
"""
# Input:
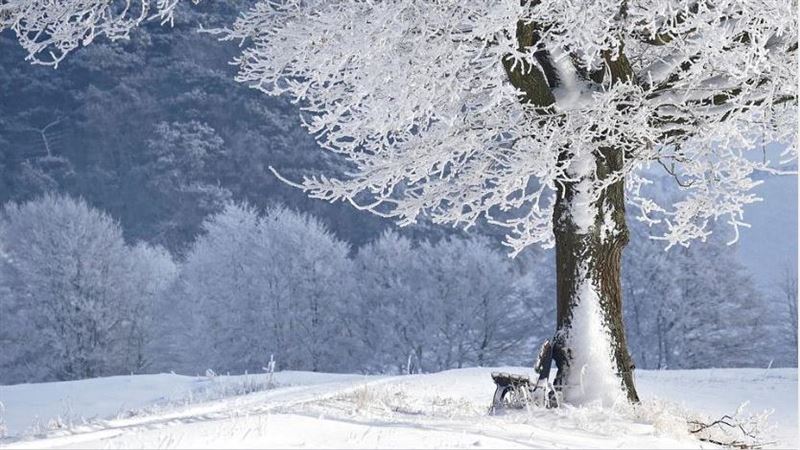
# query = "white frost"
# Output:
<box><xmin>600</xmin><ymin>199</ymin><xmax>619</xmax><ymax>241</ymax></box>
<box><xmin>567</xmin><ymin>150</ymin><xmax>597</xmax><ymax>234</ymax></box>
<box><xmin>551</xmin><ymin>46</ymin><xmax>587</xmax><ymax>108</ymax></box>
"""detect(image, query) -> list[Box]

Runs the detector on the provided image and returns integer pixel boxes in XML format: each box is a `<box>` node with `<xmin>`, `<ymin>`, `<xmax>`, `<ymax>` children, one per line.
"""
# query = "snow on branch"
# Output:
<box><xmin>0</xmin><ymin>0</ymin><xmax>197</xmax><ymax>67</ymax></box>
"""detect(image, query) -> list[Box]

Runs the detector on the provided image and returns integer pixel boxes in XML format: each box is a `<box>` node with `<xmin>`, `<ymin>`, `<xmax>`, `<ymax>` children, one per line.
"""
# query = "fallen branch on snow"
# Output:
<box><xmin>687</xmin><ymin>406</ymin><xmax>776</xmax><ymax>449</ymax></box>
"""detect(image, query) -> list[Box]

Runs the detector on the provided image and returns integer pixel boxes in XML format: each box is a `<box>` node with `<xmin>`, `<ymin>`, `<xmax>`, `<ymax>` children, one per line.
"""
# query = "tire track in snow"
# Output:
<box><xmin>3</xmin><ymin>375</ymin><xmax>403</xmax><ymax>449</ymax></box>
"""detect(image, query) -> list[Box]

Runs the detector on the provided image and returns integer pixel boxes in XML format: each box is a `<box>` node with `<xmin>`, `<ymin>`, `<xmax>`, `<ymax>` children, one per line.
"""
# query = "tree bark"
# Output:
<box><xmin>552</xmin><ymin>147</ymin><xmax>639</xmax><ymax>403</ymax></box>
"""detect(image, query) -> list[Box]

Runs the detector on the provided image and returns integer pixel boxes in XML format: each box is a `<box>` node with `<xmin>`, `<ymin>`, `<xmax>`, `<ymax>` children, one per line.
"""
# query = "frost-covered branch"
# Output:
<box><xmin>209</xmin><ymin>0</ymin><xmax>797</xmax><ymax>253</ymax></box>
<box><xmin>688</xmin><ymin>406</ymin><xmax>776</xmax><ymax>449</ymax></box>
<box><xmin>0</xmin><ymin>0</ymin><xmax>196</xmax><ymax>67</ymax></box>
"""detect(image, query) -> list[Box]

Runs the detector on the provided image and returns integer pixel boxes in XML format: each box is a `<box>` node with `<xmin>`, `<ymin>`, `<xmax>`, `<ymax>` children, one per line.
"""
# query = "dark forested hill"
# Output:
<box><xmin>0</xmin><ymin>1</ymin><xmax>400</xmax><ymax>254</ymax></box>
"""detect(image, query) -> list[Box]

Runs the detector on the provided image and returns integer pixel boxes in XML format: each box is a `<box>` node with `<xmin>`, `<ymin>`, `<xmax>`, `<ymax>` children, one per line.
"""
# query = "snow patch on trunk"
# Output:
<box><xmin>566</xmin><ymin>271</ymin><xmax>625</xmax><ymax>406</ymax></box>
<box><xmin>551</xmin><ymin>46</ymin><xmax>585</xmax><ymax>108</ymax></box>
<box><xmin>599</xmin><ymin>199</ymin><xmax>619</xmax><ymax>242</ymax></box>
<box><xmin>567</xmin><ymin>150</ymin><xmax>597</xmax><ymax>234</ymax></box>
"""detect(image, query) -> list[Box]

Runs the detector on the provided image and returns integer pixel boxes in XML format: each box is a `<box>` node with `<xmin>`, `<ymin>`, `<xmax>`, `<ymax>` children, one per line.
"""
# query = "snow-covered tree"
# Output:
<box><xmin>352</xmin><ymin>231</ymin><xmax>421</xmax><ymax>372</ymax></box>
<box><xmin>0</xmin><ymin>195</ymin><xmax>174</xmax><ymax>383</ymax></box>
<box><xmin>0</xmin><ymin>0</ymin><xmax>186</xmax><ymax>67</ymax></box>
<box><xmin>355</xmin><ymin>232</ymin><xmax>541</xmax><ymax>373</ymax></box>
<box><xmin>774</xmin><ymin>261</ymin><xmax>798</xmax><ymax>361</ymax></box>
<box><xmin>173</xmin><ymin>202</ymin><xmax>355</xmax><ymax>374</ymax></box>
<box><xmin>220</xmin><ymin>0</ymin><xmax>797</xmax><ymax>403</ymax></box>
<box><xmin>419</xmin><ymin>237</ymin><xmax>534</xmax><ymax>369</ymax></box>
<box><xmin>122</xmin><ymin>243</ymin><xmax>177</xmax><ymax>371</ymax></box>
<box><xmin>261</xmin><ymin>205</ymin><xmax>357</xmax><ymax>371</ymax></box>
<box><xmin>623</xmin><ymin>219</ymin><xmax>774</xmax><ymax>369</ymax></box>
<box><xmin>4</xmin><ymin>0</ymin><xmax>796</xmax><ymax>402</ymax></box>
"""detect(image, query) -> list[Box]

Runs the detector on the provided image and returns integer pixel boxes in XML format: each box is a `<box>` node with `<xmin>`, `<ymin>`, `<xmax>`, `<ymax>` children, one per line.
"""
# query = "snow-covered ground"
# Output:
<box><xmin>0</xmin><ymin>368</ymin><xmax>796</xmax><ymax>449</ymax></box>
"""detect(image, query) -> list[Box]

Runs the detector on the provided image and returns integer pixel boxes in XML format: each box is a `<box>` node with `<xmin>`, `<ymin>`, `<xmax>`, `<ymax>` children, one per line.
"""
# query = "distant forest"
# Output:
<box><xmin>0</xmin><ymin>1</ymin><xmax>402</xmax><ymax>254</ymax></box>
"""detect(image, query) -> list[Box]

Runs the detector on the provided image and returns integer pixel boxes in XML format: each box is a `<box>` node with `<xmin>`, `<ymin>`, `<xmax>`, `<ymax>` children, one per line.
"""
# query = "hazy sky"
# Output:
<box><xmin>738</xmin><ymin>172</ymin><xmax>798</xmax><ymax>291</ymax></box>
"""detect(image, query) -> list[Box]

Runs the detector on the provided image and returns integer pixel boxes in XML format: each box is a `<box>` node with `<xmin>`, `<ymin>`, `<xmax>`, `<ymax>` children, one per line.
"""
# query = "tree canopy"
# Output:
<box><xmin>2</xmin><ymin>1</ymin><xmax>795</xmax><ymax>252</ymax></box>
<box><xmin>218</xmin><ymin>0</ymin><xmax>797</xmax><ymax>252</ymax></box>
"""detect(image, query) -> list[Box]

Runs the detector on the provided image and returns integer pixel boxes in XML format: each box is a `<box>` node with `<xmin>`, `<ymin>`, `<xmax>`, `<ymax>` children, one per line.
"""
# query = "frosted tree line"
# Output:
<box><xmin>139</xmin><ymin>202</ymin><xmax>551</xmax><ymax>376</ymax></box>
<box><xmin>623</xmin><ymin>222</ymin><xmax>785</xmax><ymax>369</ymax></box>
<box><xmin>0</xmin><ymin>194</ymin><xmax>792</xmax><ymax>384</ymax></box>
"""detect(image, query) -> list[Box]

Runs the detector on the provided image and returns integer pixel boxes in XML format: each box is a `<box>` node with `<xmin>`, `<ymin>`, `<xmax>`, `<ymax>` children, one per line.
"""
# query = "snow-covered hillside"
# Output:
<box><xmin>1</xmin><ymin>368</ymin><xmax>795</xmax><ymax>449</ymax></box>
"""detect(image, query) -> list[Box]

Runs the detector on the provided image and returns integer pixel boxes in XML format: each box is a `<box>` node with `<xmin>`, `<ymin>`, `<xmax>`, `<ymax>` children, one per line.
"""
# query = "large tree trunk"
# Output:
<box><xmin>502</xmin><ymin>2</ymin><xmax>639</xmax><ymax>404</ymax></box>
<box><xmin>552</xmin><ymin>147</ymin><xmax>639</xmax><ymax>404</ymax></box>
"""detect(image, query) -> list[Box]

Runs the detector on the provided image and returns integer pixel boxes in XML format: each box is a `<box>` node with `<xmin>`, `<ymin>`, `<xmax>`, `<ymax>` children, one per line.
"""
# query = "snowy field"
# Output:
<box><xmin>0</xmin><ymin>368</ymin><xmax>796</xmax><ymax>449</ymax></box>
